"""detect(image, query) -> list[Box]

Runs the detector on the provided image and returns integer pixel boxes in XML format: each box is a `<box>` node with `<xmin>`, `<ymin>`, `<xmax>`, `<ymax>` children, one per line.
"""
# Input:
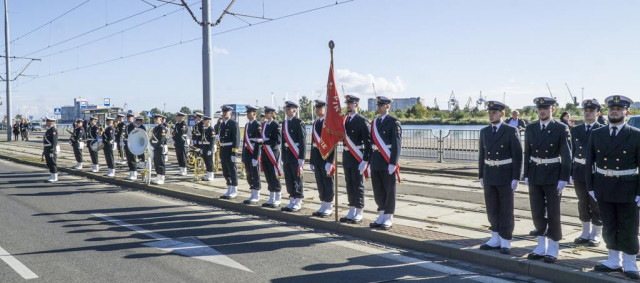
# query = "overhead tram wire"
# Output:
<box><xmin>10</xmin><ymin>0</ymin><xmax>93</xmax><ymax>44</ymax></box>
<box><xmin>15</xmin><ymin>1</ymin><xmax>175</xmax><ymax>59</ymax></box>
<box><xmin>14</xmin><ymin>0</ymin><xmax>358</xmax><ymax>84</ymax></box>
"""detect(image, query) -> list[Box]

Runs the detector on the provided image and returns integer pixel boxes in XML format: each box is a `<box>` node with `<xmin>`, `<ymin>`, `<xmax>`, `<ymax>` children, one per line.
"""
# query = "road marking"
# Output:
<box><xmin>92</xmin><ymin>213</ymin><xmax>253</xmax><ymax>273</ymax></box>
<box><xmin>0</xmin><ymin>245</ymin><xmax>38</xmax><ymax>280</ymax></box>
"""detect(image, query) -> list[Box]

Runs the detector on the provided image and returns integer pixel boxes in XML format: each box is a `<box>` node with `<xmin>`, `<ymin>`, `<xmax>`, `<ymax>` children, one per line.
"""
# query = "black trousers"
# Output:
<box><xmin>599</xmin><ymin>201</ymin><xmax>639</xmax><ymax>255</ymax></box>
<box><xmin>283</xmin><ymin>162</ymin><xmax>304</xmax><ymax>198</ymax></box>
<box><xmin>344</xmin><ymin>166</ymin><xmax>365</xmax><ymax>208</ymax></box>
<box><xmin>89</xmin><ymin>146</ymin><xmax>99</xmax><ymax>165</ymax></box>
<box><xmin>13</xmin><ymin>133</ymin><xmax>18</xmax><ymax>140</ymax></box>
<box><xmin>175</xmin><ymin>144</ymin><xmax>187</xmax><ymax>168</ymax></box>
<box><xmin>314</xmin><ymin>164</ymin><xmax>334</xmax><ymax>202</ymax></box>
<box><xmin>154</xmin><ymin>148</ymin><xmax>165</xmax><ymax>175</ymax></box>
<box><xmin>371</xmin><ymin>169</ymin><xmax>396</xmax><ymax>214</ymax></box>
<box><xmin>72</xmin><ymin>143</ymin><xmax>83</xmax><ymax>163</ymax></box>
<box><xmin>116</xmin><ymin>141</ymin><xmax>123</xmax><ymax>160</ymax></box>
<box><xmin>529</xmin><ymin>184</ymin><xmax>562</xmax><ymax>241</ymax></box>
<box><xmin>44</xmin><ymin>152</ymin><xmax>57</xmax><ymax>173</ymax></box>
<box><xmin>203</xmin><ymin>149</ymin><xmax>213</xmax><ymax>172</ymax></box>
<box><xmin>220</xmin><ymin>148</ymin><xmax>238</xmax><ymax>186</ymax></box>
<box><xmin>138</xmin><ymin>153</ymin><xmax>145</xmax><ymax>163</ymax></box>
<box><xmin>484</xmin><ymin>184</ymin><xmax>515</xmax><ymax>240</ymax></box>
<box><xmin>125</xmin><ymin>144</ymin><xmax>137</xmax><ymax>171</ymax></box>
<box><xmin>574</xmin><ymin>181</ymin><xmax>602</xmax><ymax>226</ymax></box>
<box><xmin>262</xmin><ymin>156</ymin><xmax>281</xmax><ymax>192</ymax></box>
<box><xmin>103</xmin><ymin>145</ymin><xmax>114</xmax><ymax>169</ymax></box>
<box><xmin>244</xmin><ymin>160</ymin><xmax>261</xmax><ymax>190</ymax></box>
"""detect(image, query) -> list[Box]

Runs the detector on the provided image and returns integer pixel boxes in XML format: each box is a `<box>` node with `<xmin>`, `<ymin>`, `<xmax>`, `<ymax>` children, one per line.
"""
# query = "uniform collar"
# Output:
<box><xmin>491</xmin><ymin>121</ymin><xmax>503</xmax><ymax>131</ymax></box>
<box><xmin>378</xmin><ymin>114</ymin><xmax>388</xmax><ymax>122</ymax></box>
<box><xmin>539</xmin><ymin>119</ymin><xmax>551</xmax><ymax>129</ymax></box>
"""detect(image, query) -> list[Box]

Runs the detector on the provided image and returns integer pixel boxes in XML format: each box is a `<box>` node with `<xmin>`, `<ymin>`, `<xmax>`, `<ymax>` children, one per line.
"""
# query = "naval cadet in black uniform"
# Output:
<box><xmin>571</xmin><ymin>99</ymin><xmax>603</xmax><ymax>247</ymax></box>
<box><xmin>588</xmin><ymin>95</ymin><xmax>640</xmax><ymax>279</ymax></box>
<box><xmin>340</xmin><ymin>95</ymin><xmax>372</xmax><ymax>224</ymax></box>
<box><xmin>201</xmin><ymin>116</ymin><xmax>216</xmax><ymax>181</ymax></box>
<box><xmin>192</xmin><ymin>112</ymin><xmax>203</xmax><ymax>148</ymax></box>
<box><xmin>369</xmin><ymin>96</ymin><xmax>402</xmax><ymax>230</ymax></box>
<box><xmin>71</xmin><ymin>119</ymin><xmax>85</xmax><ymax>169</ymax></box>
<box><xmin>173</xmin><ymin>112</ymin><xmax>189</xmax><ymax>176</ymax></box>
<box><xmin>43</xmin><ymin>117</ymin><xmax>59</xmax><ymax>182</ymax></box>
<box><xmin>151</xmin><ymin>114</ymin><xmax>168</xmax><ymax>185</ymax></box>
<box><xmin>242</xmin><ymin>106</ymin><xmax>263</xmax><ymax>205</ymax></box>
<box><xmin>478</xmin><ymin>101</ymin><xmax>523</xmax><ymax>255</ymax></box>
<box><xmin>123</xmin><ymin>113</ymin><xmax>138</xmax><ymax>180</ymax></box>
<box><xmin>281</xmin><ymin>101</ymin><xmax>306</xmax><ymax>212</ymax></box>
<box><xmin>219</xmin><ymin>105</ymin><xmax>241</xmax><ymax>199</ymax></box>
<box><xmin>310</xmin><ymin>100</ymin><xmax>336</xmax><ymax>218</ymax></box>
<box><xmin>523</xmin><ymin>97</ymin><xmax>571</xmax><ymax>264</ymax></box>
<box><xmin>260</xmin><ymin>106</ymin><xmax>283</xmax><ymax>208</ymax></box>
<box><xmin>115</xmin><ymin>113</ymin><xmax>126</xmax><ymax>164</ymax></box>
<box><xmin>88</xmin><ymin>117</ymin><xmax>100</xmax><ymax>173</ymax></box>
<box><xmin>102</xmin><ymin>117</ymin><xmax>116</xmax><ymax>177</ymax></box>
<box><xmin>135</xmin><ymin>117</ymin><xmax>147</xmax><ymax>168</ymax></box>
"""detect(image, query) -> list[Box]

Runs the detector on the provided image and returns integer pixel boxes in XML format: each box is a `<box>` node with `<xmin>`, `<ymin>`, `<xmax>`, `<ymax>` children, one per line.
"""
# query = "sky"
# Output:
<box><xmin>1</xmin><ymin>0</ymin><xmax>639</xmax><ymax>118</ymax></box>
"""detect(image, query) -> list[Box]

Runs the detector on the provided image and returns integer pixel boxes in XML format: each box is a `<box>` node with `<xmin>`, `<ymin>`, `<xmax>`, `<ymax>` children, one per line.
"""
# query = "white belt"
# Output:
<box><xmin>201</xmin><ymin>142</ymin><xmax>211</xmax><ymax>145</ymax></box>
<box><xmin>284</xmin><ymin>142</ymin><xmax>299</xmax><ymax>148</ymax></box>
<box><xmin>595</xmin><ymin>167</ymin><xmax>638</xmax><ymax>177</ymax></box>
<box><xmin>530</xmin><ymin>156</ymin><xmax>561</xmax><ymax>165</ymax></box>
<box><xmin>484</xmin><ymin>158</ymin><xmax>513</xmax><ymax>167</ymax></box>
<box><xmin>573</xmin><ymin>158</ymin><xmax>586</xmax><ymax>165</ymax></box>
<box><xmin>220</xmin><ymin>142</ymin><xmax>233</xmax><ymax>146</ymax></box>
<box><xmin>372</xmin><ymin>144</ymin><xmax>391</xmax><ymax>151</ymax></box>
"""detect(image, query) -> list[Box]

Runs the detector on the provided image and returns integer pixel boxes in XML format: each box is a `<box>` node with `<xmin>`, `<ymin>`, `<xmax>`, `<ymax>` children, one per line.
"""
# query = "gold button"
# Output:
<box><xmin>579</xmin><ymin>154</ymin><xmax>582</xmax><ymax>157</ymax></box>
<box><xmin>604</xmin><ymin>166</ymin><xmax>608</xmax><ymax>169</ymax></box>
<box><xmin>598</xmin><ymin>150</ymin><xmax>600</xmax><ymax>152</ymax></box>
<box><xmin>550</xmin><ymin>144</ymin><xmax>553</xmax><ymax>147</ymax></box>
<box><xmin>604</xmin><ymin>158</ymin><xmax>607</xmax><ymax>161</ymax></box>
<box><xmin>545</xmin><ymin>150</ymin><xmax>548</xmax><ymax>153</ymax></box>
<box><xmin>580</xmin><ymin>146</ymin><xmax>582</xmax><ymax>149</ymax></box>
<box><xmin>536</xmin><ymin>150</ymin><xmax>539</xmax><ymax>152</ymax></box>
<box><xmin>617</xmin><ymin>167</ymin><xmax>620</xmax><ymax>169</ymax></box>
<box><xmin>624</xmin><ymin>151</ymin><xmax>627</xmax><ymax>154</ymax></box>
<box><xmin>617</xmin><ymin>159</ymin><xmax>620</xmax><ymax>161</ymax></box>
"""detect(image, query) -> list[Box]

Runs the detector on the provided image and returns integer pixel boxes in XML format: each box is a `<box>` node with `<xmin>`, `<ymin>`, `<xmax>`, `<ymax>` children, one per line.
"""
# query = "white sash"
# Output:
<box><xmin>283</xmin><ymin>120</ymin><xmax>300</xmax><ymax>159</ymax></box>
<box><xmin>262</xmin><ymin>121</ymin><xmax>282</xmax><ymax>176</ymax></box>
<box><xmin>244</xmin><ymin>122</ymin><xmax>254</xmax><ymax>154</ymax></box>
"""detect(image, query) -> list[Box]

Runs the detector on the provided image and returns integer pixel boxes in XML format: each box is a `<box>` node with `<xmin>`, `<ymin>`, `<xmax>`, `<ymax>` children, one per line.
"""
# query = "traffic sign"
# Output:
<box><xmin>54</xmin><ymin>108</ymin><xmax>61</xmax><ymax>115</ymax></box>
<box><xmin>127</xmin><ymin>110</ymin><xmax>133</xmax><ymax>114</ymax></box>
<box><xmin>147</xmin><ymin>111</ymin><xmax>152</xmax><ymax>117</ymax></box>
<box><xmin>80</xmin><ymin>101</ymin><xmax>87</xmax><ymax>109</ymax></box>
<box><xmin>104</xmin><ymin>98</ymin><xmax>111</xmax><ymax>107</ymax></box>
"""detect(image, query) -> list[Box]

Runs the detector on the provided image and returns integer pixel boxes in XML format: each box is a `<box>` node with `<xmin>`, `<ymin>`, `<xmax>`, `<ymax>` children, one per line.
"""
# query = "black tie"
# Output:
<box><xmin>586</xmin><ymin>125</ymin><xmax>591</xmax><ymax>132</ymax></box>
<box><xmin>611</xmin><ymin>126</ymin><xmax>618</xmax><ymax>140</ymax></box>
<box><xmin>541</xmin><ymin>124</ymin><xmax>546</xmax><ymax>132</ymax></box>
<box><xmin>378</xmin><ymin>117</ymin><xmax>382</xmax><ymax>124</ymax></box>
<box><xmin>346</xmin><ymin>116</ymin><xmax>351</xmax><ymax>124</ymax></box>
<box><xmin>492</xmin><ymin>126</ymin><xmax>497</xmax><ymax>134</ymax></box>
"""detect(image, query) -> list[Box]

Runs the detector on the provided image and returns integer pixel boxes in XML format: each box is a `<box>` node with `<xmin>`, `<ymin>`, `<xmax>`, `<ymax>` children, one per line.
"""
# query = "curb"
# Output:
<box><xmin>0</xmin><ymin>153</ymin><xmax>622</xmax><ymax>283</ymax></box>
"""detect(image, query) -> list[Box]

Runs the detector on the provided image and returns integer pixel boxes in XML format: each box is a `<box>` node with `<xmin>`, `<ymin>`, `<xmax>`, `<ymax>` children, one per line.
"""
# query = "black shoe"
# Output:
<box><xmin>369</xmin><ymin>222</ymin><xmax>382</xmax><ymax>228</ymax></box>
<box><xmin>594</xmin><ymin>264</ymin><xmax>623</xmax><ymax>273</ymax></box>
<box><xmin>588</xmin><ymin>239</ymin><xmax>601</xmax><ymax>247</ymax></box>
<box><xmin>574</xmin><ymin>237</ymin><xmax>590</xmax><ymax>244</ymax></box>
<box><xmin>312</xmin><ymin>211</ymin><xmax>322</xmax><ymax>217</ymax></box>
<box><xmin>281</xmin><ymin>207</ymin><xmax>292</xmax><ymax>212</ymax></box>
<box><xmin>625</xmin><ymin>271</ymin><xmax>640</xmax><ymax>279</ymax></box>
<box><xmin>339</xmin><ymin>217</ymin><xmax>353</xmax><ymax>223</ymax></box>
<box><xmin>529</xmin><ymin>229</ymin><xmax>537</xmax><ymax>236</ymax></box>
<box><xmin>379</xmin><ymin>224</ymin><xmax>392</xmax><ymax>230</ymax></box>
<box><xmin>527</xmin><ymin>253</ymin><xmax>544</xmax><ymax>260</ymax></box>
<box><xmin>261</xmin><ymin>202</ymin><xmax>271</xmax><ymax>207</ymax></box>
<box><xmin>347</xmin><ymin>218</ymin><xmax>362</xmax><ymax>224</ymax></box>
<box><xmin>543</xmin><ymin>255</ymin><xmax>557</xmax><ymax>263</ymax></box>
<box><xmin>220</xmin><ymin>195</ymin><xmax>230</xmax><ymax>199</ymax></box>
<box><xmin>500</xmin><ymin>248</ymin><xmax>511</xmax><ymax>255</ymax></box>
<box><xmin>243</xmin><ymin>200</ymin><xmax>258</xmax><ymax>205</ymax></box>
<box><xmin>268</xmin><ymin>203</ymin><xmax>281</xmax><ymax>208</ymax></box>
<box><xmin>479</xmin><ymin>244</ymin><xmax>500</xmax><ymax>250</ymax></box>
<box><xmin>319</xmin><ymin>212</ymin><xmax>332</xmax><ymax>218</ymax></box>
<box><xmin>289</xmin><ymin>207</ymin><xmax>300</xmax><ymax>212</ymax></box>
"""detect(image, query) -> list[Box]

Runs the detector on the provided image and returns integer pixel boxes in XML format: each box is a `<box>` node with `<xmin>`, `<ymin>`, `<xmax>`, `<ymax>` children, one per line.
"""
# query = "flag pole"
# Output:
<box><xmin>329</xmin><ymin>40</ymin><xmax>340</xmax><ymax>222</ymax></box>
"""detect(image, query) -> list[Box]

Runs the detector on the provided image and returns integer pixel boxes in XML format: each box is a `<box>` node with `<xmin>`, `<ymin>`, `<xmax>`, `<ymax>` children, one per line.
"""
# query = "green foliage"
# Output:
<box><xmin>180</xmin><ymin>106</ymin><xmax>192</xmax><ymax>114</ymax></box>
<box><xmin>298</xmin><ymin>96</ymin><xmax>313</xmax><ymax>122</ymax></box>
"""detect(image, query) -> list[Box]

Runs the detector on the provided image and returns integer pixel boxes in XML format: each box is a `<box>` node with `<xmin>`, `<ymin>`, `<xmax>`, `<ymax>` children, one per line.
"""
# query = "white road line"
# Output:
<box><xmin>0</xmin><ymin>245</ymin><xmax>38</xmax><ymax>280</ymax></box>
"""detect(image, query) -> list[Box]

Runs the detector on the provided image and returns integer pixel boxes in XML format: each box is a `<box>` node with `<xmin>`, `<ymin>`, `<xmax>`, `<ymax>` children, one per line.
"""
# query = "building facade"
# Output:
<box><xmin>367</xmin><ymin>97</ymin><xmax>422</xmax><ymax>112</ymax></box>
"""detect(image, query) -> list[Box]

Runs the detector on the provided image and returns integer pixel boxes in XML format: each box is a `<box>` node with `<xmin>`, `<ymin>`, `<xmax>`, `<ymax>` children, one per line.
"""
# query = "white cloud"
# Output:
<box><xmin>212</xmin><ymin>47</ymin><xmax>229</xmax><ymax>56</ymax></box>
<box><xmin>335</xmin><ymin>69</ymin><xmax>405</xmax><ymax>98</ymax></box>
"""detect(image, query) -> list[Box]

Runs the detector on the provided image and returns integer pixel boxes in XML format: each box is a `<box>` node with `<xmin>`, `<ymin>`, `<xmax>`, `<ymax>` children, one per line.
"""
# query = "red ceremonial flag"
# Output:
<box><xmin>318</xmin><ymin>57</ymin><xmax>345</xmax><ymax>159</ymax></box>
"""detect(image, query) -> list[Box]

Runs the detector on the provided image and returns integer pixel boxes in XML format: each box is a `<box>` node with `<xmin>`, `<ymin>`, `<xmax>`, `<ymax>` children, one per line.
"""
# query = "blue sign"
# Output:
<box><xmin>54</xmin><ymin>108</ymin><xmax>61</xmax><ymax>115</ymax></box>
<box><xmin>104</xmin><ymin>98</ymin><xmax>110</xmax><ymax>107</ymax></box>
<box><xmin>127</xmin><ymin>110</ymin><xmax>133</xmax><ymax>114</ymax></box>
<box><xmin>235</xmin><ymin>104</ymin><xmax>250</xmax><ymax>114</ymax></box>
<box><xmin>29</xmin><ymin>115</ymin><xmax>33</xmax><ymax>120</ymax></box>
<box><xmin>147</xmin><ymin>111</ymin><xmax>153</xmax><ymax>117</ymax></box>
<box><xmin>80</xmin><ymin>101</ymin><xmax>87</xmax><ymax>109</ymax></box>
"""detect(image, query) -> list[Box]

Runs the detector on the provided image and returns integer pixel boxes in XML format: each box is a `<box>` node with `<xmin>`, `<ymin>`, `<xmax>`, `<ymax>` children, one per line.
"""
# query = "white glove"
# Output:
<box><xmin>557</xmin><ymin>181</ymin><xmax>567</xmax><ymax>196</ymax></box>
<box><xmin>569</xmin><ymin>176</ymin><xmax>573</xmax><ymax>185</ymax></box>
<box><xmin>252</xmin><ymin>159</ymin><xmax>258</xmax><ymax>167</ymax></box>
<box><xmin>325</xmin><ymin>162</ymin><xmax>332</xmax><ymax>174</ymax></box>
<box><xmin>511</xmin><ymin>179</ymin><xmax>518</xmax><ymax>191</ymax></box>
<box><xmin>298</xmin><ymin>159</ymin><xmax>304</xmax><ymax>174</ymax></box>
<box><xmin>358</xmin><ymin>161</ymin><xmax>368</xmax><ymax>175</ymax></box>
<box><xmin>215</xmin><ymin>135</ymin><xmax>220</xmax><ymax>141</ymax></box>
<box><xmin>479</xmin><ymin>178</ymin><xmax>484</xmax><ymax>188</ymax></box>
<box><xmin>256</xmin><ymin>138</ymin><xmax>263</xmax><ymax>143</ymax></box>
<box><xmin>298</xmin><ymin>159</ymin><xmax>304</xmax><ymax>167</ymax></box>
<box><xmin>97</xmin><ymin>138</ymin><xmax>103</xmax><ymax>143</ymax></box>
<box><xmin>49</xmin><ymin>153</ymin><xmax>53</xmax><ymax>158</ymax></box>
<box><xmin>589</xmin><ymin>191</ymin><xmax>597</xmax><ymax>202</ymax></box>
<box><xmin>636</xmin><ymin>196</ymin><xmax>640</xmax><ymax>207</ymax></box>
<box><xmin>207</xmin><ymin>150</ymin><xmax>212</xmax><ymax>156</ymax></box>
<box><xmin>388</xmin><ymin>164</ymin><xmax>396</xmax><ymax>175</ymax></box>
<box><xmin>310</xmin><ymin>164</ymin><xmax>315</xmax><ymax>171</ymax></box>
<box><xmin>119</xmin><ymin>141</ymin><xmax>125</xmax><ymax>146</ymax></box>
<box><xmin>525</xmin><ymin>178</ymin><xmax>529</xmax><ymax>186</ymax></box>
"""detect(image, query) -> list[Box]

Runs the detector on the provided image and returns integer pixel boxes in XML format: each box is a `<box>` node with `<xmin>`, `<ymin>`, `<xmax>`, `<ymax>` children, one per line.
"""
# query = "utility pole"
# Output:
<box><xmin>3</xmin><ymin>0</ymin><xmax>10</xmax><ymax>140</ymax></box>
<box><xmin>202</xmin><ymin>0</ymin><xmax>213</xmax><ymax>116</ymax></box>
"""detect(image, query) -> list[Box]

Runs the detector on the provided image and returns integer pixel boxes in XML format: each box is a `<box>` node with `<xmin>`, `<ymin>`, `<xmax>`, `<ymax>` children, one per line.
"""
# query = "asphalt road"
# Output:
<box><xmin>0</xmin><ymin>159</ymin><xmax>534</xmax><ymax>283</ymax></box>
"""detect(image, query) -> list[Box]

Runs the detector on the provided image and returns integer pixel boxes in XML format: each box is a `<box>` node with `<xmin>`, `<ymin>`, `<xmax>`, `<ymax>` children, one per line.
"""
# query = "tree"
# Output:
<box><xmin>408</xmin><ymin>102</ymin><xmax>428</xmax><ymax>119</ymax></box>
<box><xmin>180</xmin><ymin>106</ymin><xmax>192</xmax><ymax>114</ymax></box>
<box><xmin>298</xmin><ymin>96</ymin><xmax>313</xmax><ymax>122</ymax></box>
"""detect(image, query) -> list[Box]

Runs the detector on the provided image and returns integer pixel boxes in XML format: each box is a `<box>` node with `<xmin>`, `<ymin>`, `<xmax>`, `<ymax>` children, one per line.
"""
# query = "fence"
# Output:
<box><xmin>54</xmin><ymin>125</ymin><xmax>482</xmax><ymax>162</ymax></box>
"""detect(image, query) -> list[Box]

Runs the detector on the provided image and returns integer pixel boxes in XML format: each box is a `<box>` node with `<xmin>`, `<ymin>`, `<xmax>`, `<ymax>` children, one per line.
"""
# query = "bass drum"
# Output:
<box><xmin>127</xmin><ymin>128</ymin><xmax>149</xmax><ymax>156</ymax></box>
<box><xmin>90</xmin><ymin>140</ymin><xmax>104</xmax><ymax>152</ymax></box>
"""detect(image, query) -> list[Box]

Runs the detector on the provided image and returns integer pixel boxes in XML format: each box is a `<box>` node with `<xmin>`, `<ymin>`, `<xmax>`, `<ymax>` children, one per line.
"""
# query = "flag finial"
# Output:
<box><xmin>329</xmin><ymin>40</ymin><xmax>335</xmax><ymax>50</ymax></box>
